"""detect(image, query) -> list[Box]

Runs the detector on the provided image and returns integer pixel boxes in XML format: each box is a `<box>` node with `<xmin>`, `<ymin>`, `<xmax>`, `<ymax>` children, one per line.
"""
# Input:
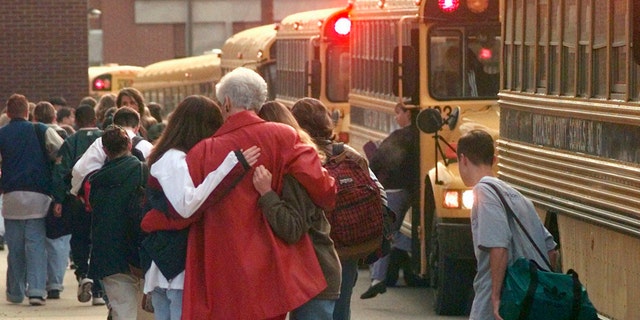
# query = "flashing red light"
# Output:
<box><xmin>93</xmin><ymin>78</ymin><xmax>110</xmax><ymax>91</ymax></box>
<box><xmin>334</xmin><ymin>17</ymin><xmax>351</xmax><ymax>36</ymax></box>
<box><xmin>438</xmin><ymin>0</ymin><xmax>460</xmax><ymax>13</ymax></box>
<box><xmin>478</xmin><ymin>47</ymin><xmax>492</xmax><ymax>60</ymax></box>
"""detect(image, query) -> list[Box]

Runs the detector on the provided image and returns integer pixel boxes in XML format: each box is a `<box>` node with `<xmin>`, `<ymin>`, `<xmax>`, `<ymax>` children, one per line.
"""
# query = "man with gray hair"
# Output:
<box><xmin>154</xmin><ymin>67</ymin><xmax>337</xmax><ymax>319</ymax></box>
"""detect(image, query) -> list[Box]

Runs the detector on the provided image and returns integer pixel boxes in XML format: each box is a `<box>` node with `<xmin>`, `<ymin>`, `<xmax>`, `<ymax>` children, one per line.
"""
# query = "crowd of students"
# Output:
<box><xmin>0</xmin><ymin>67</ymin><xmax>428</xmax><ymax>320</ymax></box>
<box><xmin>0</xmin><ymin>65</ymin><xmax>561</xmax><ymax>320</ymax></box>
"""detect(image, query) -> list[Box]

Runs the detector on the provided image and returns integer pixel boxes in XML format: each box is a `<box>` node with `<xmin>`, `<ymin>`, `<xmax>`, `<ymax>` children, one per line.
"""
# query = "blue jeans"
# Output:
<box><xmin>46</xmin><ymin>234</ymin><xmax>71</xmax><ymax>291</ymax></box>
<box><xmin>333</xmin><ymin>258</ymin><xmax>358</xmax><ymax>320</ymax></box>
<box><xmin>151</xmin><ymin>287</ymin><xmax>183</xmax><ymax>320</ymax></box>
<box><xmin>290</xmin><ymin>298</ymin><xmax>335</xmax><ymax>320</ymax></box>
<box><xmin>4</xmin><ymin>218</ymin><xmax>47</xmax><ymax>302</ymax></box>
<box><xmin>371</xmin><ymin>189</ymin><xmax>412</xmax><ymax>281</ymax></box>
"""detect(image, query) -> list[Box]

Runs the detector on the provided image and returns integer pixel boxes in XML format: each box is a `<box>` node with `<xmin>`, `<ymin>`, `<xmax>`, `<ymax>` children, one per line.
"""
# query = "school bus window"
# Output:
<box><xmin>429</xmin><ymin>30</ymin><xmax>462</xmax><ymax>99</ymax></box>
<box><xmin>326</xmin><ymin>44</ymin><xmax>350</xmax><ymax>102</ymax></box>
<box><xmin>429</xmin><ymin>27</ymin><xmax>499</xmax><ymax>100</ymax></box>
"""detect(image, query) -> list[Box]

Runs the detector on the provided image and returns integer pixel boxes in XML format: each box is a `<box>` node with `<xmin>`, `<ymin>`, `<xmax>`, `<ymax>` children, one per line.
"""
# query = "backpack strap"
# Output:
<box><xmin>482</xmin><ymin>182</ymin><xmax>553</xmax><ymax>271</ymax></box>
<box><xmin>327</xmin><ymin>142</ymin><xmax>347</xmax><ymax>164</ymax></box>
<box><xmin>33</xmin><ymin>123</ymin><xmax>48</xmax><ymax>158</ymax></box>
<box><xmin>131</xmin><ymin>135</ymin><xmax>144</xmax><ymax>149</ymax></box>
<box><xmin>332</xmin><ymin>142</ymin><xmax>345</xmax><ymax>156</ymax></box>
<box><xmin>131</xmin><ymin>135</ymin><xmax>146</xmax><ymax>162</ymax></box>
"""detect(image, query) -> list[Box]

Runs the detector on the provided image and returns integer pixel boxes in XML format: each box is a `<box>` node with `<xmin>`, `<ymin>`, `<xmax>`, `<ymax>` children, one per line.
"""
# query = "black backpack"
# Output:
<box><xmin>131</xmin><ymin>135</ymin><xmax>146</xmax><ymax>162</ymax></box>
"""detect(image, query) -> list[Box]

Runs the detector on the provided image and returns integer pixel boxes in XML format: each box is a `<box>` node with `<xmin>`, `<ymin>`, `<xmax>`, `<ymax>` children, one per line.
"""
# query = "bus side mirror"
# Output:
<box><xmin>393</xmin><ymin>46</ymin><xmax>418</xmax><ymax>99</ymax></box>
<box><xmin>306</xmin><ymin>59</ymin><xmax>322</xmax><ymax>99</ymax></box>
<box><xmin>417</xmin><ymin>108</ymin><xmax>443</xmax><ymax>134</ymax></box>
<box><xmin>417</xmin><ymin>106</ymin><xmax>460</xmax><ymax>134</ymax></box>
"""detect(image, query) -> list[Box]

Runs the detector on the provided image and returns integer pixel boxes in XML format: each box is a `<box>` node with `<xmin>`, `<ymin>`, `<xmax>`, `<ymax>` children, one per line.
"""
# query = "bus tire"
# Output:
<box><xmin>433</xmin><ymin>226</ymin><xmax>475</xmax><ymax>315</ymax></box>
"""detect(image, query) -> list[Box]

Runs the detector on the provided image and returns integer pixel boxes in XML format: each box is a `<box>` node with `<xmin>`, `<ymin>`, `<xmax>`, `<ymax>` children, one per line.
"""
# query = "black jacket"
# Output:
<box><xmin>88</xmin><ymin>154</ymin><xmax>147</xmax><ymax>280</ymax></box>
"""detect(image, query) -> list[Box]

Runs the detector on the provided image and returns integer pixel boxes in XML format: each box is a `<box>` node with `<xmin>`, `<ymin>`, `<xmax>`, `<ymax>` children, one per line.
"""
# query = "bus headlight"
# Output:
<box><xmin>443</xmin><ymin>190</ymin><xmax>461</xmax><ymax>209</ymax></box>
<box><xmin>462</xmin><ymin>190</ymin><xmax>474</xmax><ymax>209</ymax></box>
<box><xmin>442</xmin><ymin>189</ymin><xmax>475</xmax><ymax>210</ymax></box>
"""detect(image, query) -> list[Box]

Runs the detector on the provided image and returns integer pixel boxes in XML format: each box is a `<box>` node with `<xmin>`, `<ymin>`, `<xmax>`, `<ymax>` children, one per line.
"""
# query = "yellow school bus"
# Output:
<box><xmin>349</xmin><ymin>0</ymin><xmax>500</xmax><ymax>314</ymax></box>
<box><xmin>219</xmin><ymin>24</ymin><xmax>277</xmax><ymax>100</ymax></box>
<box><xmin>275</xmin><ymin>7</ymin><xmax>351</xmax><ymax>141</ymax></box>
<box><xmin>88</xmin><ymin>64</ymin><xmax>142</xmax><ymax>98</ymax></box>
<box><xmin>500</xmin><ymin>0</ymin><xmax>640</xmax><ymax>318</ymax></box>
<box><xmin>134</xmin><ymin>54</ymin><xmax>221</xmax><ymax>113</ymax></box>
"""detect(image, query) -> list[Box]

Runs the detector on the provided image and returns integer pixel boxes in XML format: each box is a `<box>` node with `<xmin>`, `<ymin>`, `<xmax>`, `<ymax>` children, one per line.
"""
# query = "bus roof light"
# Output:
<box><xmin>438</xmin><ymin>0</ymin><xmax>460</xmax><ymax>13</ymax></box>
<box><xmin>467</xmin><ymin>0</ymin><xmax>489</xmax><ymax>13</ymax></box>
<box><xmin>478</xmin><ymin>47</ymin><xmax>492</xmax><ymax>60</ymax></box>
<box><xmin>334</xmin><ymin>17</ymin><xmax>351</xmax><ymax>36</ymax></box>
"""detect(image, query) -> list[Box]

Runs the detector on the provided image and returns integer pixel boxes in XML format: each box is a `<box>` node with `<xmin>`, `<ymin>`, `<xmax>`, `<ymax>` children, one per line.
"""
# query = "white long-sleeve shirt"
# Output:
<box><xmin>70</xmin><ymin>129</ymin><xmax>153</xmax><ymax>195</ymax></box>
<box><xmin>143</xmin><ymin>148</ymin><xmax>241</xmax><ymax>293</ymax></box>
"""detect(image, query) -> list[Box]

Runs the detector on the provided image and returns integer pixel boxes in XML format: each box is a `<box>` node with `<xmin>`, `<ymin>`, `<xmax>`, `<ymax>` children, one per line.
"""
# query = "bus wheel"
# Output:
<box><xmin>433</xmin><ymin>225</ymin><xmax>476</xmax><ymax>316</ymax></box>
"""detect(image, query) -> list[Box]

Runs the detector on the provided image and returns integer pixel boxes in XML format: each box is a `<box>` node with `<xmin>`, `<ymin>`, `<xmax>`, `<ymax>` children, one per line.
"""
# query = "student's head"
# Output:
<box><xmin>457</xmin><ymin>129</ymin><xmax>495</xmax><ymax>187</ymax></box>
<box><xmin>6</xmin><ymin>94</ymin><xmax>29</xmax><ymax>119</ymax></box>
<box><xmin>456</xmin><ymin>129</ymin><xmax>495</xmax><ymax>167</ymax></box>
<box><xmin>33</xmin><ymin>101</ymin><xmax>57</xmax><ymax>124</ymax></box>
<box><xmin>394</xmin><ymin>103</ymin><xmax>420</xmax><ymax>127</ymax></box>
<box><xmin>258</xmin><ymin>101</ymin><xmax>320</xmax><ymax>158</ymax></box>
<box><xmin>48</xmin><ymin>96</ymin><xmax>67</xmax><ymax>110</ymax></box>
<box><xmin>102</xmin><ymin>106</ymin><xmax>118</xmax><ymax>128</ymax></box>
<box><xmin>96</xmin><ymin>93</ymin><xmax>117</xmax><ymax>125</ymax></box>
<box><xmin>75</xmin><ymin>104</ymin><xmax>97</xmax><ymax>128</ymax></box>
<box><xmin>216</xmin><ymin>67</ymin><xmax>268</xmax><ymax>114</ymax></box>
<box><xmin>113</xmin><ymin>106</ymin><xmax>140</xmax><ymax>129</ymax></box>
<box><xmin>79</xmin><ymin>96</ymin><xmax>98</xmax><ymax>109</ymax></box>
<box><xmin>116</xmin><ymin>87</ymin><xmax>145</xmax><ymax>115</ymax></box>
<box><xmin>102</xmin><ymin>125</ymin><xmax>131</xmax><ymax>160</ymax></box>
<box><xmin>56</xmin><ymin>106</ymin><xmax>75</xmax><ymax>126</ymax></box>
<box><xmin>147</xmin><ymin>102</ymin><xmax>164</xmax><ymax>123</ymax></box>
<box><xmin>258</xmin><ymin>101</ymin><xmax>298</xmax><ymax>128</ymax></box>
<box><xmin>290</xmin><ymin>98</ymin><xmax>334</xmax><ymax>141</ymax></box>
<box><xmin>146</xmin><ymin>95</ymin><xmax>223</xmax><ymax>165</ymax></box>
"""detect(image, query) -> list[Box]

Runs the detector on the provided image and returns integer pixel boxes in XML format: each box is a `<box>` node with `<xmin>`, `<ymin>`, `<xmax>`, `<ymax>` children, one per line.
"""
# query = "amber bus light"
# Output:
<box><xmin>443</xmin><ymin>189</ymin><xmax>474</xmax><ymax>210</ymax></box>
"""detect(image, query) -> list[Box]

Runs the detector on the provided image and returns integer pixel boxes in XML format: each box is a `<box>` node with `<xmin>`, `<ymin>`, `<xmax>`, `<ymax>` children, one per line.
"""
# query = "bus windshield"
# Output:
<box><xmin>429</xmin><ymin>26</ymin><xmax>500</xmax><ymax>100</ymax></box>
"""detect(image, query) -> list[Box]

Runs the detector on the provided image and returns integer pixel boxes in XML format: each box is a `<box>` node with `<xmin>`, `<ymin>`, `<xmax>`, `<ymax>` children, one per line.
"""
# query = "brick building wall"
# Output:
<box><xmin>0</xmin><ymin>0</ymin><xmax>89</xmax><ymax>108</ymax></box>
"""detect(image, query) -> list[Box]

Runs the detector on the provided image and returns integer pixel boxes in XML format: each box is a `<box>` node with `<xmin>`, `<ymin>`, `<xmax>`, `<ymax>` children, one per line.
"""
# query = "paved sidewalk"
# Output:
<box><xmin>0</xmin><ymin>248</ymin><xmax>108</xmax><ymax>320</ymax></box>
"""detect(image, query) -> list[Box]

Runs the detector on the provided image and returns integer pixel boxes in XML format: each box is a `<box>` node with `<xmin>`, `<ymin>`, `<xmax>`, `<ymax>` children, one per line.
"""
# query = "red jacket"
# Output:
<box><xmin>159</xmin><ymin>111</ymin><xmax>336</xmax><ymax>319</ymax></box>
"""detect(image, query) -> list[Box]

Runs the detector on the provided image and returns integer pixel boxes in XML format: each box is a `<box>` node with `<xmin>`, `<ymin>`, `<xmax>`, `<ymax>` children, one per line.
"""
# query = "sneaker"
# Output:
<box><xmin>77</xmin><ymin>278</ymin><xmax>93</xmax><ymax>303</ymax></box>
<box><xmin>92</xmin><ymin>295</ymin><xmax>106</xmax><ymax>306</ymax></box>
<box><xmin>29</xmin><ymin>296</ymin><xmax>46</xmax><ymax>306</ymax></box>
<box><xmin>48</xmin><ymin>289</ymin><xmax>60</xmax><ymax>299</ymax></box>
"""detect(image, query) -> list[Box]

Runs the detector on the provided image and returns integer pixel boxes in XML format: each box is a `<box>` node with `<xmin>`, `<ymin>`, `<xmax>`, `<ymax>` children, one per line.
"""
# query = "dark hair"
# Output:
<box><xmin>147</xmin><ymin>102</ymin><xmax>164</xmax><ymax>123</ymax></box>
<box><xmin>116</xmin><ymin>87</ymin><xmax>145</xmax><ymax>115</ymax></box>
<box><xmin>102</xmin><ymin>106</ymin><xmax>117</xmax><ymax>129</ymax></box>
<box><xmin>96</xmin><ymin>94</ymin><xmax>117</xmax><ymax>124</ymax></box>
<box><xmin>56</xmin><ymin>106</ymin><xmax>74</xmax><ymax>123</ymax></box>
<box><xmin>146</xmin><ymin>95</ymin><xmax>223</xmax><ymax>166</ymax></box>
<box><xmin>456</xmin><ymin>129</ymin><xmax>494</xmax><ymax>166</ymax></box>
<box><xmin>102</xmin><ymin>125</ymin><xmax>130</xmax><ymax>158</ymax></box>
<box><xmin>48</xmin><ymin>96</ymin><xmax>67</xmax><ymax>107</ymax></box>
<box><xmin>113</xmin><ymin>106</ymin><xmax>140</xmax><ymax>128</ymax></box>
<box><xmin>395</xmin><ymin>103</ymin><xmax>420</xmax><ymax>125</ymax></box>
<box><xmin>290</xmin><ymin>98</ymin><xmax>334</xmax><ymax>141</ymax></box>
<box><xmin>75</xmin><ymin>104</ymin><xmax>97</xmax><ymax>128</ymax></box>
<box><xmin>33</xmin><ymin>101</ymin><xmax>56</xmax><ymax>124</ymax></box>
<box><xmin>6</xmin><ymin>94</ymin><xmax>29</xmax><ymax>119</ymax></box>
<box><xmin>79</xmin><ymin>96</ymin><xmax>98</xmax><ymax>108</ymax></box>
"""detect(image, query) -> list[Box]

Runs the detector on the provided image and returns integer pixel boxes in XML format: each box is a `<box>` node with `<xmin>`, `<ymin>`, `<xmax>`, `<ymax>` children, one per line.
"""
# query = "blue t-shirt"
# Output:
<box><xmin>469</xmin><ymin>176</ymin><xmax>557</xmax><ymax>320</ymax></box>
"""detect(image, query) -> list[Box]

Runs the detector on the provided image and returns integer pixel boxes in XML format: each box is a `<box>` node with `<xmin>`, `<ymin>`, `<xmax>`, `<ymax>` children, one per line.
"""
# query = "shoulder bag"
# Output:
<box><xmin>483</xmin><ymin>182</ymin><xmax>599</xmax><ymax>320</ymax></box>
